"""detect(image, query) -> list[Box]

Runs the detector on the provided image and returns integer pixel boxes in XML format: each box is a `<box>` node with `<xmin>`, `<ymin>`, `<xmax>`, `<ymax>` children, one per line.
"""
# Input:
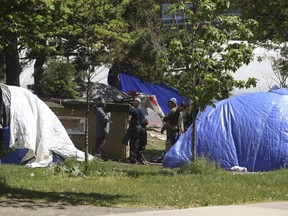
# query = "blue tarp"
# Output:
<box><xmin>119</xmin><ymin>73</ymin><xmax>189</xmax><ymax>114</ymax></box>
<box><xmin>0</xmin><ymin>127</ymin><xmax>28</xmax><ymax>164</ymax></box>
<box><xmin>163</xmin><ymin>88</ymin><xmax>288</xmax><ymax>172</ymax></box>
<box><xmin>0</xmin><ymin>126</ymin><xmax>63</xmax><ymax>165</ymax></box>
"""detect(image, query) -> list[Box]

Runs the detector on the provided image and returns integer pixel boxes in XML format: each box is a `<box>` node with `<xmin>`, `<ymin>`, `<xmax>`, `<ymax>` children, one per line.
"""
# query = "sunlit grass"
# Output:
<box><xmin>1</xmin><ymin>135</ymin><xmax>288</xmax><ymax>208</ymax></box>
<box><xmin>1</xmin><ymin>158</ymin><xmax>288</xmax><ymax>209</ymax></box>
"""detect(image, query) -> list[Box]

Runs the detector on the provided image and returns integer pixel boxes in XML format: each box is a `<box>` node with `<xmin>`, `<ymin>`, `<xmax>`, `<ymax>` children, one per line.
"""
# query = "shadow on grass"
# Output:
<box><xmin>144</xmin><ymin>149</ymin><xmax>163</xmax><ymax>161</ymax></box>
<box><xmin>124</xmin><ymin>169</ymin><xmax>174</xmax><ymax>178</ymax></box>
<box><xmin>0</xmin><ymin>184</ymin><xmax>129</xmax><ymax>207</ymax></box>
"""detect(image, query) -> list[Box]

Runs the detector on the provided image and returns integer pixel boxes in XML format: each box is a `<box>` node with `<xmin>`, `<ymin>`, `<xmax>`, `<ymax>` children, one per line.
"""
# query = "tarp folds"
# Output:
<box><xmin>0</xmin><ymin>84</ymin><xmax>93</xmax><ymax>167</ymax></box>
<box><xmin>163</xmin><ymin>89</ymin><xmax>288</xmax><ymax>172</ymax></box>
<box><xmin>119</xmin><ymin>73</ymin><xmax>189</xmax><ymax>114</ymax></box>
<box><xmin>79</xmin><ymin>82</ymin><xmax>133</xmax><ymax>103</ymax></box>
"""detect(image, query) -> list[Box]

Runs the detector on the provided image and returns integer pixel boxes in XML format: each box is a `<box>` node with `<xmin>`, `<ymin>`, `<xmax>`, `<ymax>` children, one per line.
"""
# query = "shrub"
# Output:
<box><xmin>40</xmin><ymin>60</ymin><xmax>79</xmax><ymax>99</ymax></box>
<box><xmin>178</xmin><ymin>155</ymin><xmax>223</xmax><ymax>175</ymax></box>
<box><xmin>53</xmin><ymin>158</ymin><xmax>87</xmax><ymax>177</ymax></box>
<box><xmin>0</xmin><ymin>174</ymin><xmax>9</xmax><ymax>193</ymax></box>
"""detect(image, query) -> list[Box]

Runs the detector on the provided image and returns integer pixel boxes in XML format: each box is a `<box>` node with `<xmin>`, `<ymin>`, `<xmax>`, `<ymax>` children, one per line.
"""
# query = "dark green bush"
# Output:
<box><xmin>40</xmin><ymin>60</ymin><xmax>79</xmax><ymax>99</ymax></box>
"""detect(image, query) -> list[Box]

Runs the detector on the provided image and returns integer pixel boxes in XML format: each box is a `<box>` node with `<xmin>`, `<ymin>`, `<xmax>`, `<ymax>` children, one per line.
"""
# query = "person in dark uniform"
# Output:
<box><xmin>128</xmin><ymin>97</ymin><xmax>147</xmax><ymax>164</ymax></box>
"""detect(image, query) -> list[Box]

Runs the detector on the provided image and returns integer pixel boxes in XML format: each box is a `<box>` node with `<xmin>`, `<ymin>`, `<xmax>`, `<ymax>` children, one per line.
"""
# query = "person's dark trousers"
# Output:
<box><xmin>130</xmin><ymin>125</ymin><xmax>147</xmax><ymax>163</ymax></box>
<box><xmin>95</xmin><ymin>134</ymin><xmax>106</xmax><ymax>157</ymax></box>
<box><xmin>129</xmin><ymin>125</ymin><xmax>141</xmax><ymax>162</ymax></box>
<box><xmin>137</xmin><ymin>127</ymin><xmax>147</xmax><ymax>163</ymax></box>
<box><xmin>168</xmin><ymin>128</ymin><xmax>180</xmax><ymax>146</ymax></box>
<box><xmin>129</xmin><ymin>141</ymin><xmax>138</xmax><ymax>163</ymax></box>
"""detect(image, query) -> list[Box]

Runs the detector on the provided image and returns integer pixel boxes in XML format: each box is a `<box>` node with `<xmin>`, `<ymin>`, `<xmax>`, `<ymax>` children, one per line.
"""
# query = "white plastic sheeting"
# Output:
<box><xmin>6</xmin><ymin>85</ymin><xmax>93</xmax><ymax>167</ymax></box>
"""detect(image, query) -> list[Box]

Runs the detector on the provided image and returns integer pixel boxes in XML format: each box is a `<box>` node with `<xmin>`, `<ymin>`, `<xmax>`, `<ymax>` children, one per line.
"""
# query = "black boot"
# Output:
<box><xmin>130</xmin><ymin>157</ymin><xmax>137</xmax><ymax>164</ymax></box>
<box><xmin>137</xmin><ymin>153</ymin><xmax>147</xmax><ymax>165</ymax></box>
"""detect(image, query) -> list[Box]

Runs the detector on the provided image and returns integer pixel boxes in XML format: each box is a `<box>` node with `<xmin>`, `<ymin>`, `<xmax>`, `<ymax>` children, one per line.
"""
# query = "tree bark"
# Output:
<box><xmin>191</xmin><ymin>106</ymin><xmax>198</xmax><ymax>162</ymax></box>
<box><xmin>4</xmin><ymin>34</ymin><xmax>20</xmax><ymax>86</ymax></box>
<box><xmin>33</xmin><ymin>52</ymin><xmax>46</xmax><ymax>96</ymax></box>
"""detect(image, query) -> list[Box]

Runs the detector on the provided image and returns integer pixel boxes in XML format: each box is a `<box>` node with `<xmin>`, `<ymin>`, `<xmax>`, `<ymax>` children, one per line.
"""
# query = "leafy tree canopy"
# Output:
<box><xmin>122</xmin><ymin>0</ymin><xmax>257</xmax><ymax>110</ymax></box>
<box><xmin>40</xmin><ymin>59</ymin><xmax>78</xmax><ymax>99</ymax></box>
<box><xmin>0</xmin><ymin>0</ymin><xmax>68</xmax><ymax>50</ymax></box>
<box><xmin>234</xmin><ymin>0</ymin><xmax>288</xmax><ymax>88</ymax></box>
<box><xmin>234</xmin><ymin>0</ymin><xmax>288</xmax><ymax>43</ymax></box>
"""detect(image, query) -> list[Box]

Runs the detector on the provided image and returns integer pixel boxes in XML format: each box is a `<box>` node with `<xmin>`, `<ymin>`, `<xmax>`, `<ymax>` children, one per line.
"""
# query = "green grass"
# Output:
<box><xmin>0</xmin><ymin>136</ymin><xmax>288</xmax><ymax>209</ymax></box>
<box><xmin>145</xmin><ymin>131</ymin><xmax>166</xmax><ymax>161</ymax></box>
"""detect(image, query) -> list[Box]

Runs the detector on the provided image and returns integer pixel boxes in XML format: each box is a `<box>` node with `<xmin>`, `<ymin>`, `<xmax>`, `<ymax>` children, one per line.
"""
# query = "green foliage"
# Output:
<box><xmin>40</xmin><ymin>59</ymin><xmax>78</xmax><ymax>98</ymax></box>
<box><xmin>113</xmin><ymin>0</ymin><xmax>166</xmax><ymax>83</ymax></box>
<box><xmin>0</xmin><ymin>173</ymin><xmax>9</xmax><ymax>194</ymax></box>
<box><xmin>0</xmin><ymin>146</ymin><xmax>11</xmax><ymax>159</ymax></box>
<box><xmin>235</xmin><ymin>0</ymin><xmax>288</xmax><ymax>43</ymax></box>
<box><xmin>62</xmin><ymin>0</ymin><xmax>132</xmax><ymax>64</ymax></box>
<box><xmin>162</xmin><ymin>0</ymin><xmax>257</xmax><ymax>111</ymax></box>
<box><xmin>257</xmin><ymin>44</ymin><xmax>288</xmax><ymax>88</ymax></box>
<box><xmin>119</xmin><ymin>0</ymin><xmax>258</xmax><ymax>110</ymax></box>
<box><xmin>53</xmin><ymin>159</ymin><xmax>86</xmax><ymax>177</ymax></box>
<box><xmin>1</xmin><ymin>0</ymin><xmax>134</xmax><ymax>90</ymax></box>
<box><xmin>0</xmin><ymin>131</ymin><xmax>11</xmax><ymax>158</ymax></box>
<box><xmin>178</xmin><ymin>155</ymin><xmax>223</xmax><ymax>175</ymax></box>
<box><xmin>0</xmin><ymin>0</ymin><xmax>68</xmax><ymax>49</ymax></box>
<box><xmin>0</xmin><ymin>0</ymin><xmax>72</xmax><ymax>86</ymax></box>
<box><xmin>234</xmin><ymin>0</ymin><xmax>288</xmax><ymax>92</ymax></box>
<box><xmin>277</xmin><ymin>46</ymin><xmax>288</xmax><ymax>87</ymax></box>
<box><xmin>53</xmin><ymin>158</ymin><xmax>126</xmax><ymax>178</ymax></box>
<box><xmin>122</xmin><ymin>30</ymin><xmax>167</xmax><ymax>82</ymax></box>
<box><xmin>0</xmin><ymin>174</ymin><xmax>7</xmax><ymax>187</ymax></box>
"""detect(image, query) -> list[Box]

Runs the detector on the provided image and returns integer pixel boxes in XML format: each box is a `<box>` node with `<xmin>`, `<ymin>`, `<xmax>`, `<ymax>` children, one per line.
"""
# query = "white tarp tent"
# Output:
<box><xmin>0</xmin><ymin>84</ymin><xmax>93</xmax><ymax>167</ymax></box>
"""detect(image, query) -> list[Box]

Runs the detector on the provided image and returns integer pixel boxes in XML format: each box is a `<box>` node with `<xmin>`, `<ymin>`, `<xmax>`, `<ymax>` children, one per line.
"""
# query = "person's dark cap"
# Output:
<box><xmin>179</xmin><ymin>101</ymin><xmax>187</xmax><ymax>108</ymax></box>
<box><xmin>95</xmin><ymin>97</ymin><xmax>106</xmax><ymax>106</ymax></box>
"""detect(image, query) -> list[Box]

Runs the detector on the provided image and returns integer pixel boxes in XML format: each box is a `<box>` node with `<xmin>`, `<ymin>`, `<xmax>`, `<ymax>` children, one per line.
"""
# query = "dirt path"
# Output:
<box><xmin>0</xmin><ymin>198</ymin><xmax>161</xmax><ymax>216</ymax></box>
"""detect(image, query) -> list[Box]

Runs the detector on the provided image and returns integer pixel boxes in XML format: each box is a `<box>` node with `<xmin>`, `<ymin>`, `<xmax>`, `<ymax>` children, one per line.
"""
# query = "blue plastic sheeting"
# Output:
<box><xmin>119</xmin><ymin>73</ymin><xmax>189</xmax><ymax>114</ymax></box>
<box><xmin>0</xmin><ymin>127</ymin><xmax>28</xmax><ymax>164</ymax></box>
<box><xmin>0</xmin><ymin>149</ymin><xmax>29</xmax><ymax>164</ymax></box>
<box><xmin>163</xmin><ymin>89</ymin><xmax>288</xmax><ymax>172</ymax></box>
<box><xmin>0</xmin><ymin>127</ymin><xmax>64</xmax><ymax>166</ymax></box>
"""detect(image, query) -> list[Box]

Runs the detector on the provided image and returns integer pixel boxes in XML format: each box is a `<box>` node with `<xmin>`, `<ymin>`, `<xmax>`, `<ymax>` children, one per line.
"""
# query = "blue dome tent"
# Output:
<box><xmin>163</xmin><ymin>88</ymin><xmax>288</xmax><ymax>172</ymax></box>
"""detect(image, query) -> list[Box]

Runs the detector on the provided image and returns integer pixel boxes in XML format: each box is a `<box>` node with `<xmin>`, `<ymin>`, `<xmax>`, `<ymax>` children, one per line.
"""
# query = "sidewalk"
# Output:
<box><xmin>115</xmin><ymin>202</ymin><xmax>288</xmax><ymax>216</ymax></box>
<box><xmin>0</xmin><ymin>200</ymin><xmax>288</xmax><ymax>216</ymax></box>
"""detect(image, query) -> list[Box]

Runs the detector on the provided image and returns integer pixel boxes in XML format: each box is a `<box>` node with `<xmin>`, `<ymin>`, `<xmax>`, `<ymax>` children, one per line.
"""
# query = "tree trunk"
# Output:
<box><xmin>33</xmin><ymin>52</ymin><xmax>46</xmax><ymax>96</ymax></box>
<box><xmin>84</xmin><ymin>77</ymin><xmax>92</xmax><ymax>173</ymax></box>
<box><xmin>85</xmin><ymin>88</ymin><xmax>90</xmax><ymax>163</ymax></box>
<box><xmin>191</xmin><ymin>107</ymin><xmax>198</xmax><ymax>162</ymax></box>
<box><xmin>4</xmin><ymin>34</ymin><xmax>20</xmax><ymax>86</ymax></box>
<box><xmin>85</xmin><ymin>107</ymin><xmax>89</xmax><ymax>164</ymax></box>
<box><xmin>191</xmin><ymin>118</ymin><xmax>196</xmax><ymax>162</ymax></box>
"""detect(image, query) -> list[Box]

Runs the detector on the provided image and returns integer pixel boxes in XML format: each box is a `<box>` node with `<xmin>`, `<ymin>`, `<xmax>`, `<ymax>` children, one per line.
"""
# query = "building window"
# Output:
<box><xmin>160</xmin><ymin>3</ymin><xmax>193</xmax><ymax>27</ymax></box>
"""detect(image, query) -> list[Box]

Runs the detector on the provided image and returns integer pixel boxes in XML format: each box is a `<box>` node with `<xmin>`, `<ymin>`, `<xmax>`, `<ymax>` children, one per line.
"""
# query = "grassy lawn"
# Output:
<box><xmin>0</xmin><ymin>132</ymin><xmax>288</xmax><ymax>209</ymax></box>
